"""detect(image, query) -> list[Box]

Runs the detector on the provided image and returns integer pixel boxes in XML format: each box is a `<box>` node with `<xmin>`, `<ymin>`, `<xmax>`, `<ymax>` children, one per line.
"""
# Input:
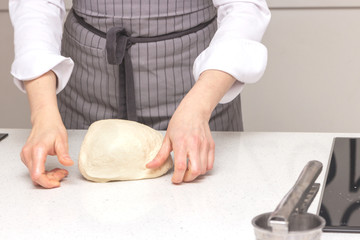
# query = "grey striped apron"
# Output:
<box><xmin>58</xmin><ymin>0</ymin><xmax>243</xmax><ymax>131</ymax></box>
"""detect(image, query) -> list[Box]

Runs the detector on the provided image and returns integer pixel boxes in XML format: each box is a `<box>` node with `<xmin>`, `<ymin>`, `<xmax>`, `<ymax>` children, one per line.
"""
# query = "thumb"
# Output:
<box><xmin>146</xmin><ymin>135</ymin><xmax>172</xmax><ymax>169</ymax></box>
<box><xmin>55</xmin><ymin>138</ymin><xmax>74</xmax><ymax>166</ymax></box>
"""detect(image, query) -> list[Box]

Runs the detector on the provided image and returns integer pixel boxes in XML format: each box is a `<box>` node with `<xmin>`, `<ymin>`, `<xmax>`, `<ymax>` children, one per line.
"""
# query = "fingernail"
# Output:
<box><xmin>62</xmin><ymin>156</ymin><xmax>74</xmax><ymax>166</ymax></box>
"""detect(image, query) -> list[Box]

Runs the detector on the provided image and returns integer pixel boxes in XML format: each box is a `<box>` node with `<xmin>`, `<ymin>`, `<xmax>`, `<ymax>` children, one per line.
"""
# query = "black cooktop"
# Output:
<box><xmin>319</xmin><ymin>137</ymin><xmax>360</xmax><ymax>233</ymax></box>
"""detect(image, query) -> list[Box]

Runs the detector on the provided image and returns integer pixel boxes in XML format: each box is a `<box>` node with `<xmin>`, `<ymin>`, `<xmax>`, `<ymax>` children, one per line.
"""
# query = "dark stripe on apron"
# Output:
<box><xmin>72</xmin><ymin>9</ymin><xmax>216</xmax><ymax>122</ymax></box>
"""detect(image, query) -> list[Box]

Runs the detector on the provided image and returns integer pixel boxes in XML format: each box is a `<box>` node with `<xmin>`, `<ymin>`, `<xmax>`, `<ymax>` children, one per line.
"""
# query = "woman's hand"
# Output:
<box><xmin>22</xmin><ymin>71</ymin><xmax>73</xmax><ymax>188</ymax></box>
<box><xmin>146</xmin><ymin>70</ymin><xmax>237</xmax><ymax>183</ymax></box>
<box><xmin>21</xmin><ymin>110</ymin><xmax>73</xmax><ymax>188</ymax></box>
<box><xmin>147</xmin><ymin>100</ymin><xmax>215</xmax><ymax>183</ymax></box>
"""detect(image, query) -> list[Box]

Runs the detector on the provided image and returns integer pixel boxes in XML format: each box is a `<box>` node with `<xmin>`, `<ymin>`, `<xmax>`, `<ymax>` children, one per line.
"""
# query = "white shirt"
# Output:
<box><xmin>9</xmin><ymin>0</ymin><xmax>270</xmax><ymax>104</ymax></box>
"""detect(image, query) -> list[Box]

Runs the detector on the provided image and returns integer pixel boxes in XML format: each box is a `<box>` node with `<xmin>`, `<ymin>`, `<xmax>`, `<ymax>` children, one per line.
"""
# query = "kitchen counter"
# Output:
<box><xmin>0</xmin><ymin>129</ymin><xmax>359</xmax><ymax>240</ymax></box>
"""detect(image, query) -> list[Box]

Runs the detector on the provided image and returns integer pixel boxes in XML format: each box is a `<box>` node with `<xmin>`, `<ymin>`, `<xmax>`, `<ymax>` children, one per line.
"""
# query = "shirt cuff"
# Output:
<box><xmin>11</xmin><ymin>53</ymin><xmax>74</xmax><ymax>94</ymax></box>
<box><xmin>193</xmin><ymin>39</ymin><xmax>267</xmax><ymax>104</ymax></box>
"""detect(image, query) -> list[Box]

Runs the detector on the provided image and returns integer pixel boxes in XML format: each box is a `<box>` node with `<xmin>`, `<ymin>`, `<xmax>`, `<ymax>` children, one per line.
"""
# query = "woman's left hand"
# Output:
<box><xmin>146</xmin><ymin>69</ymin><xmax>237</xmax><ymax>183</ymax></box>
<box><xmin>146</xmin><ymin>99</ymin><xmax>215</xmax><ymax>183</ymax></box>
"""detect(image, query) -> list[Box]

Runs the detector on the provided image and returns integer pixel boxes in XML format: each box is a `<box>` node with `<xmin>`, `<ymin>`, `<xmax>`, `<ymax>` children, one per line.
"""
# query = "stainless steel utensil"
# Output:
<box><xmin>252</xmin><ymin>160</ymin><xmax>326</xmax><ymax>240</ymax></box>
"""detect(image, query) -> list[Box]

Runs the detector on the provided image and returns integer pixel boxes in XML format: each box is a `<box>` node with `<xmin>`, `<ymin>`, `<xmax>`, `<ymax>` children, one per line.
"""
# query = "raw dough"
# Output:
<box><xmin>78</xmin><ymin>119</ymin><xmax>173</xmax><ymax>182</ymax></box>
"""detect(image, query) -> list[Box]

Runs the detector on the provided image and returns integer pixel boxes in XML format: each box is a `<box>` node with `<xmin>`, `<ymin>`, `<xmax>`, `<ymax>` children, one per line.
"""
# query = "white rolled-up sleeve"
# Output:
<box><xmin>193</xmin><ymin>0</ymin><xmax>271</xmax><ymax>103</ymax></box>
<box><xmin>9</xmin><ymin>0</ymin><xmax>74</xmax><ymax>94</ymax></box>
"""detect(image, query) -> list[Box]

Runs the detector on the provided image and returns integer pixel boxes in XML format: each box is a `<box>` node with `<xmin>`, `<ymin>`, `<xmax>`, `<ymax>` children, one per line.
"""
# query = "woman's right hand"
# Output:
<box><xmin>21</xmin><ymin>110</ymin><xmax>73</xmax><ymax>188</ymax></box>
<box><xmin>22</xmin><ymin>71</ymin><xmax>73</xmax><ymax>188</ymax></box>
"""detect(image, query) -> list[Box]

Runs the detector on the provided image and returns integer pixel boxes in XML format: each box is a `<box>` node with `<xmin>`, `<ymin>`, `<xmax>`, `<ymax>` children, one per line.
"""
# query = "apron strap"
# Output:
<box><xmin>106</xmin><ymin>27</ymin><xmax>137</xmax><ymax>121</ymax></box>
<box><xmin>72</xmin><ymin>9</ymin><xmax>216</xmax><ymax>122</ymax></box>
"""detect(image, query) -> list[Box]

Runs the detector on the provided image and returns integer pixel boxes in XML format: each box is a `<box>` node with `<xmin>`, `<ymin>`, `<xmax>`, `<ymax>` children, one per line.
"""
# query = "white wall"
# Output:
<box><xmin>0</xmin><ymin>8</ymin><xmax>31</xmax><ymax>128</ymax></box>
<box><xmin>2</xmin><ymin>1</ymin><xmax>360</xmax><ymax>132</ymax></box>
<box><xmin>242</xmin><ymin>4</ymin><xmax>360</xmax><ymax>132</ymax></box>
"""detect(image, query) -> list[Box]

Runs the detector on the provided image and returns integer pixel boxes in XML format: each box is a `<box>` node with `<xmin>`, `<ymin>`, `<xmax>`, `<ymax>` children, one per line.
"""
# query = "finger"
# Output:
<box><xmin>199</xmin><ymin>139</ymin><xmax>209</xmax><ymax>175</ymax></box>
<box><xmin>34</xmin><ymin>176</ymin><xmax>61</xmax><ymax>188</ymax></box>
<box><xmin>171</xmin><ymin>146</ymin><xmax>187</xmax><ymax>184</ymax></box>
<box><xmin>146</xmin><ymin>135</ymin><xmax>172</xmax><ymax>169</ymax></box>
<box><xmin>33</xmin><ymin>172</ymin><xmax>62</xmax><ymax>189</ymax></box>
<box><xmin>46</xmin><ymin>168</ymin><xmax>69</xmax><ymax>181</ymax></box>
<box><xmin>55</xmin><ymin>136</ymin><xmax>73</xmax><ymax>166</ymax></box>
<box><xmin>207</xmin><ymin>138</ymin><xmax>215</xmax><ymax>171</ymax></box>
<box><xmin>183</xmin><ymin>150</ymin><xmax>202</xmax><ymax>182</ymax></box>
<box><xmin>20</xmin><ymin>145</ymin><xmax>33</xmax><ymax>171</ymax></box>
<box><xmin>31</xmin><ymin>147</ymin><xmax>61</xmax><ymax>188</ymax></box>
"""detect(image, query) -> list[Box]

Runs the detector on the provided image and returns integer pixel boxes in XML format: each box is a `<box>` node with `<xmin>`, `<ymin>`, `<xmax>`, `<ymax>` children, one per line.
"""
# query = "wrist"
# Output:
<box><xmin>177</xmin><ymin>96</ymin><xmax>213</xmax><ymax>122</ymax></box>
<box><xmin>23</xmin><ymin>71</ymin><xmax>61</xmax><ymax>125</ymax></box>
<box><xmin>30</xmin><ymin>105</ymin><xmax>62</xmax><ymax>126</ymax></box>
<box><xmin>180</xmin><ymin>70</ymin><xmax>237</xmax><ymax>119</ymax></box>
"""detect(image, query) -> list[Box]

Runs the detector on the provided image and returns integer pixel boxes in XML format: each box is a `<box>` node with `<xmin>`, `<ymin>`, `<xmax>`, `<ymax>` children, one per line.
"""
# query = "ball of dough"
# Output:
<box><xmin>78</xmin><ymin>119</ymin><xmax>173</xmax><ymax>182</ymax></box>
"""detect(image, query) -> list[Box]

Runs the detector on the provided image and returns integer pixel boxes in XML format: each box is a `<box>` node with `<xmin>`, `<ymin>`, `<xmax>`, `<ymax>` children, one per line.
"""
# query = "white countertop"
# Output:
<box><xmin>1</xmin><ymin>129</ymin><xmax>359</xmax><ymax>240</ymax></box>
